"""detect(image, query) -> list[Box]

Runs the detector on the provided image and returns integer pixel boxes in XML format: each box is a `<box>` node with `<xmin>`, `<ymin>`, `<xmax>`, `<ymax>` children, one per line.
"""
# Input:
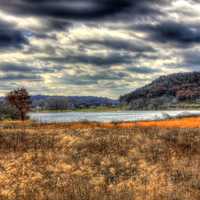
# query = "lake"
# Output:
<box><xmin>29</xmin><ymin>110</ymin><xmax>200</xmax><ymax>123</ymax></box>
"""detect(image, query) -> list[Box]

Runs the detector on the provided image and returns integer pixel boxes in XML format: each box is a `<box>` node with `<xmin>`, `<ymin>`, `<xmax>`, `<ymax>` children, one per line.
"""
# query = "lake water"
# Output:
<box><xmin>29</xmin><ymin>110</ymin><xmax>200</xmax><ymax>123</ymax></box>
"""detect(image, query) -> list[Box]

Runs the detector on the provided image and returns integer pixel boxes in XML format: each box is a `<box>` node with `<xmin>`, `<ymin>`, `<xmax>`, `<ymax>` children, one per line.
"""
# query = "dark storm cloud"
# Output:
<box><xmin>41</xmin><ymin>53</ymin><xmax>133</xmax><ymax>66</ymax></box>
<box><xmin>0</xmin><ymin>63</ymin><xmax>64</xmax><ymax>73</ymax></box>
<box><xmin>127</xmin><ymin>66</ymin><xmax>160</xmax><ymax>74</ymax></box>
<box><xmin>0</xmin><ymin>0</ymin><xmax>167</xmax><ymax>21</ymax></box>
<box><xmin>29</xmin><ymin>32</ymin><xmax>56</xmax><ymax>39</ymax></box>
<box><xmin>78</xmin><ymin>37</ymin><xmax>155</xmax><ymax>52</ymax></box>
<box><xmin>59</xmin><ymin>71</ymin><xmax>128</xmax><ymax>86</ymax></box>
<box><xmin>0</xmin><ymin>20</ymin><xmax>28</xmax><ymax>50</ymax></box>
<box><xmin>0</xmin><ymin>63</ymin><xmax>32</xmax><ymax>73</ymax></box>
<box><xmin>0</xmin><ymin>63</ymin><xmax>44</xmax><ymax>84</ymax></box>
<box><xmin>45</xmin><ymin>19</ymin><xmax>72</xmax><ymax>31</ymax></box>
<box><xmin>138</xmin><ymin>21</ymin><xmax>200</xmax><ymax>47</ymax></box>
<box><xmin>181</xmin><ymin>51</ymin><xmax>200</xmax><ymax>70</ymax></box>
<box><xmin>0</xmin><ymin>74</ymin><xmax>42</xmax><ymax>81</ymax></box>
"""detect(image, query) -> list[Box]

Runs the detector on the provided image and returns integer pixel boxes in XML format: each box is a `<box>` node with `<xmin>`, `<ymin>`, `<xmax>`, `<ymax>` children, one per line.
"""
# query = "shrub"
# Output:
<box><xmin>0</xmin><ymin>102</ymin><xmax>21</xmax><ymax>120</ymax></box>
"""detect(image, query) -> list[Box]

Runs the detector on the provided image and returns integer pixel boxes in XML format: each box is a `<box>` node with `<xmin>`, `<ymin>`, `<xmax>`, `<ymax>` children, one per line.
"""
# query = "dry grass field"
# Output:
<box><xmin>0</xmin><ymin>120</ymin><xmax>200</xmax><ymax>200</ymax></box>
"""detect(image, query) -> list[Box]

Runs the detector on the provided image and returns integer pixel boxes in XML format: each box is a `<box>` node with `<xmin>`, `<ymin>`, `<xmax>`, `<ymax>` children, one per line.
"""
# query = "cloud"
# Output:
<box><xmin>0</xmin><ymin>63</ymin><xmax>33</xmax><ymax>72</ymax></box>
<box><xmin>56</xmin><ymin>70</ymin><xmax>129</xmax><ymax>86</ymax></box>
<box><xmin>139</xmin><ymin>21</ymin><xmax>200</xmax><ymax>47</ymax></box>
<box><xmin>40</xmin><ymin>52</ymin><xmax>134</xmax><ymax>67</ymax></box>
<box><xmin>0</xmin><ymin>0</ymin><xmax>167</xmax><ymax>22</ymax></box>
<box><xmin>0</xmin><ymin>74</ymin><xmax>42</xmax><ymax>81</ymax></box>
<box><xmin>54</xmin><ymin>65</ymin><xmax>159</xmax><ymax>88</ymax></box>
<box><xmin>127</xmin><ymin>66</ymin><xmax>160</xmax><ymax>74</ymax></box>
<box><xmin>44</xmin><ymin>19</ymin><xmax>72</xmax><ymax>31</ymax></box>
<box><xmin>0</xmin><ymin>20</ymin><xmax>28</xmax><ymax>50</ymax></box>
<box><xmin>0</xmin><ymin>0</ymin><xmax>199</xmax><ymax>97</ymax></box>
<box><xmin>78</xmin><ymin>37</ymin><xmax>155</xmax><ymax>52</ymax></box>
<box><xmin>181</xmin><ymin>50</ymin><xmax>200</xmax><ymax>71</ymax></box>
<box><xmin>0</xmin><ymin>63</ymin><xmax>63</xmax><ymax>73</ymax></box>
<box><xmin>30</xmin><ymin>19</ymin><xmax>72</xmax><ymax>34</ymax></box>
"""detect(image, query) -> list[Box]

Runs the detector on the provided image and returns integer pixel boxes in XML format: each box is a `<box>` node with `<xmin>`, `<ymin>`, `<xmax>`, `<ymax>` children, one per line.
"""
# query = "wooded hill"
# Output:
<box><xmin>120</xmin><ymin>72</ymin><xmax>200</xmax><ymax>110</ymax></box>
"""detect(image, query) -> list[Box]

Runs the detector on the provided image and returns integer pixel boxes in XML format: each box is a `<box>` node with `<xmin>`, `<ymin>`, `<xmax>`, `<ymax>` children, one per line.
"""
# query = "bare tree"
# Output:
<box><xmin>6</xmin><ymin>88</ymin><xmax>31</xmax><ymax>120</ymax></box>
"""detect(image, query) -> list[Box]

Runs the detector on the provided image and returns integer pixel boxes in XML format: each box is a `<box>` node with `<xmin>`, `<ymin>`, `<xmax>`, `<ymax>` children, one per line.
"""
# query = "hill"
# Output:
<box><xmin>31</xmin><ymin>95</ymin><xmax>119</xmax><ymax>110</ymax></box>
<box><xmin>120</xmin><ymin>72</ymin><xmax>200</xmax><ymax>110</ymax></box>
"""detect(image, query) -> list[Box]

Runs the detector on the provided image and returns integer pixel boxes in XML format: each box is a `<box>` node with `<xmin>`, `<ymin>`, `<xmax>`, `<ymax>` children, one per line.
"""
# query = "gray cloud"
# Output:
<box><xmin>56</xmin><ymin>66</ymin><xmax>159</xmax><ymax>87</ymax></box>
<box><xmin>181</xmin><ymin>50</ymin><xmax>200</xmax><ymax>71</ymax></box>
<box><xmin>43</xmin><ymin>19</ymin><xmax>72</xmax><ymax>31</ymax></box>
<box><xmin>127</xmin><ymin>66</ymin><xmax>160</xmax><ymax>74</ymax></box>
<box><xmin>0</xmin><ymin>0</ymin><xmax>167</xmax><ymax>22</ymax></box>
<box><xmin>0</xmin><ymin>20</ymin><xmax>28</xmax><ymax>50</ymax></box>
<box><xmin>0</xmin><ymin>63</ymin><xmax>63</xmax><ymax>73</ymax></box>
<box><xmin>78</xmin><ymin>37</ymin><xmax>155</xmax><ymax>52</ymax></box>
<box><xmin>138</xmin><ymin>21</ymin><xmax>200</xmax><ymax>47</ymax></box>
<box><xmin>0</xmin><ymin>74</ymin><xmax>42</xmax><ymax>81</ymax></box>
<box><xmin>40</xmin><ymin>52</ymin><xmax>134</xmax><ymax>67</ymax></box>
<box><xmin>57</xmin><ymin>70</ymin><xmax>129</xmax><ymax>86</ymax></box>
<box><xmin>0</xmin><ymin>63</ymin><xmax>34</xmax><ymax>73</ymax></box>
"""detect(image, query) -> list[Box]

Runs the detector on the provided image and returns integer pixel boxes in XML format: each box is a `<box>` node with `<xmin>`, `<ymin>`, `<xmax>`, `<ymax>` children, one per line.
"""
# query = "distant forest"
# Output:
<box><xmin>0</xmin><ymin>95</ymin><xmax>119</xmax><ymax>111</ymax></box>
<box><xmin>31</xmin><ymin>95</ymin><xmax>119</xmax><ymax>110</ymax></box>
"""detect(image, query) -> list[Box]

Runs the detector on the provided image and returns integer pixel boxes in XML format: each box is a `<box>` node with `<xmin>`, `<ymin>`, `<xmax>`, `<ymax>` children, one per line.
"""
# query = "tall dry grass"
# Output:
<box><xmin>0</xmin><ymin>121</ymin><xmax>199</xmax><ymax>200</ymax></box>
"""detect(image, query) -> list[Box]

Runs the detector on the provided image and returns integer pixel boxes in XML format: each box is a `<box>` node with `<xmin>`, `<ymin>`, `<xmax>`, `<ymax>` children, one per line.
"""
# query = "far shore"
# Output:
<box><xmin>31</xmin><ymin>106</ymin><xmax>200</xmax><ymax>113</ymax></box>
<box><xmin>31</xmin><ymin>106</ymin><xmax>123</xmax><ymax>113</ymax></box>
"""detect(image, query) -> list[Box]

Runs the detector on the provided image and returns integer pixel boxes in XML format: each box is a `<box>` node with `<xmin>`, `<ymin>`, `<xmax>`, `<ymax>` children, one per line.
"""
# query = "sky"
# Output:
<box><xmin>0</xmin><ymin>0</ymin><xmax>200</xmax><ymax>98</ymax></box>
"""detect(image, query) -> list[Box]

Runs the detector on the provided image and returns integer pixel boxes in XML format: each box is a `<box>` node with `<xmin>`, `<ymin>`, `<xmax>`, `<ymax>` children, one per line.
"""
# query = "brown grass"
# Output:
<box><xmin>0</xmin><ymin>120</ymin><xmax>200</xmax><ymax>199</ymax></box>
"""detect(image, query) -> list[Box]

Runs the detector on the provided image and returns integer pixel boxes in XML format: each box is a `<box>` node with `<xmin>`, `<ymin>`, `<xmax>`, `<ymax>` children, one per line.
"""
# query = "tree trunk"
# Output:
<box><xmin>20</xmin><ymin>111</ymin><xmax>25</xmax><ymax>121</ymax></box>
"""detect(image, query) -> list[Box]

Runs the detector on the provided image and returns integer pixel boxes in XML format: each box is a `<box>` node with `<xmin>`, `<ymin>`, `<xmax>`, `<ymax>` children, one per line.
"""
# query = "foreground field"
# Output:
<box><xmin>0</xmin><ymin>121</ymin><xmax>200</xmax><ymax>200</ymax></box>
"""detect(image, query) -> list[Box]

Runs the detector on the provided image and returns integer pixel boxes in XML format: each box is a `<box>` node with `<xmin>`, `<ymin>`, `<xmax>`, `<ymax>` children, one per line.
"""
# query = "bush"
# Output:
<box><xmin>0</xmin><ymin>102</ymin><xmax>21</xmax><ymax>120</ymax></box>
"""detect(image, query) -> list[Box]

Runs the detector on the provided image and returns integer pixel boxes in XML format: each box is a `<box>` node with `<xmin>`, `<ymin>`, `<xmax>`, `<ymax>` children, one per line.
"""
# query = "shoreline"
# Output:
<box><xmin>1</xmin><ymin>115</ymin><xmax>200</xmax><ymax>129</ymax></box>
<box><xmin>31</xmin><ymin>107</ymin><xmax>200</xmax><ymax>113</ymax></box>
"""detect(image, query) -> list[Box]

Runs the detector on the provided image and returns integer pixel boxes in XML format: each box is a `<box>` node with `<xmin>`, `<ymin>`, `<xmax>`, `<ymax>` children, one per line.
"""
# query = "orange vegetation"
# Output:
<box><xmin>69</xmin><ymin>116</ymin><xmax>200</xmax><ymax>129</ymax></box>
<box><xmin>60</xmin><ymin>116</ymin><xmax>200</xmax><ymax>129</ymax></box>
<box><xmin>137</xmin><ymin>117</ymin><xmax>200</xmax><ymax>128</ymax></box>
<box><xmin>1</xmin><ymin>116</ymin><xmax>200</xmax><ymax>129</ymax></box>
